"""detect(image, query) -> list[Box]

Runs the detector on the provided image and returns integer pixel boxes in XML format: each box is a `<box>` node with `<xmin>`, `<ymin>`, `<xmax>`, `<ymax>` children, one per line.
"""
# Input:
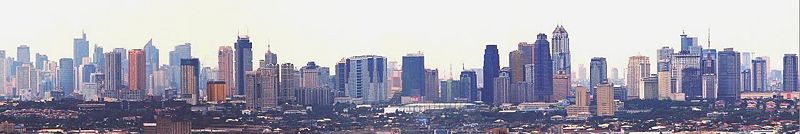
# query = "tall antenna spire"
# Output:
<box><xmin>707</xmin><ymin>28</ymin><xmax>711</xmax><ymax>48</ymax></box>
<box><xmin>449</xmin><ymin>64</ymin><xmax>453</xmax><ymax>79</ymax></box>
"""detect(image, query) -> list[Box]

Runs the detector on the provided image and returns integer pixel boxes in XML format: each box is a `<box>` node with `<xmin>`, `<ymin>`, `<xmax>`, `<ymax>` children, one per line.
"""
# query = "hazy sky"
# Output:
<box><xmin>1</xmin><ymin>0</ymin><xmax>798</xmax><ymax>77</ymax></box>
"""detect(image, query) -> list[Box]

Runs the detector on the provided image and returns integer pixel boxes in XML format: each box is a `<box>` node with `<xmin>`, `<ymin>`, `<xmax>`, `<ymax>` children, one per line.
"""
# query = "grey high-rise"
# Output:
<box><xmin>590</xmin><ymin>57</ymin><xmax>608</xmax><ymax>96</ymax></box>
<box><xmin>58</xmin><ymin>58</ymin><xmax>75</xmax><ymax>96</ymax></box>
<box><xmin>717</xmin><ymin>48</ymin><xmax>741</xmax><ymax>100</ymax></box>
<box><xmin>235</xmin><ymin>36</ymin><xmax>253</xmax><ymax>96</ymax></box>
<box><xmin>17</xmin><ymin>45</ymin><xmax>30</xmax><ymax>63</ymax></box>
<box><xmin>74</xmin><ymin>32</ymin><xmax>89</xmax><ymax>67</ymax></box>
<box><xmin>783</xmin><ymin>54</ymin><xmax>798</xmax><ymax>91</ymax></box>
<box><xmin>144</xmin><ymin>39</ymin><xmax>159</xmax><ymax>75</ymax></box>
<box><xmin>551</xmin><ymin>25</ymin><xmax>571</xmax><ymax>79</ymax></box>
<box><xmin>93</xmin><ymin>45</ymin><xmax>105</xmax><ymax>71</ymax></box>
<box><xmin>751</xmin><ymin>57</ymin><xmax>767</xmax><ymax>92</ymax></box>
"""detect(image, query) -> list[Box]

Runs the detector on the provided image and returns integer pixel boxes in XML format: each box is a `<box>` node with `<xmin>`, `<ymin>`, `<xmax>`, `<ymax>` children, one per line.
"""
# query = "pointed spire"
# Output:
<box><xmin>707</xmin><ymin>28</ymin><xmax>711</xmax><ymax>48</ymax></box>
<box><xmin>81</xmin><ymin>30</ymin><xmax>87</xmax><ymax>39</ymax></box>
<box><xmin>267</xmin><ymin>43</ymin><xmax>272</xmax><ymax>53</ymax></box>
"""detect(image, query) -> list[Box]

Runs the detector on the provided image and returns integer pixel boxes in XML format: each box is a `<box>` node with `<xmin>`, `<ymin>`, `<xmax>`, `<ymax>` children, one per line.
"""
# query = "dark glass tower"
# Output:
<box><xmin>58</xmin><ymin>58</ymin><xmax>75</xmax><ymax>96</ymax></box>
<box><xmin>401</xmin><ymin>54</ymin><xmax>425</xmax><ymax>97</ymax></box>
<box><xmin>783</xmin><ymin>54</ymin><xmax>798</xmax><ymax>91</ymax></box>
<box><xmin>681</xmin><ymin>68</ymin><xmax>702</xmax><ymax>99</ymax></box>
<box><xmin>533</xmin><ymin>33</ymin><xmax>553</xmax><ymax>102</ymax></box>
<box><xmin>460</xmin><ymin>70</ymin><xmax>478</xmax><ymax>101</ymax></box>
<box><xmin>482</xmin><ymin>45</ymin><xmax>500</xmax><ymax>104</ymax></box>
<box><xmin>717</xmin><ymin>48</ymin><xmax>741</xmax><ymax>100</ymax></box>
<box><xmin>590</xmin><ymin>57</ymin><xmax>608</xmax><ymax>96</ymax></box>
<box><xmin>73</xmin><ymin>32</ymin><xmax>89</xmax><ymax>67</ymax></box>
<box><xmin>235</xmin><ymin>36</ymin><xmax>253</xmax><ymax>96</ymax></box>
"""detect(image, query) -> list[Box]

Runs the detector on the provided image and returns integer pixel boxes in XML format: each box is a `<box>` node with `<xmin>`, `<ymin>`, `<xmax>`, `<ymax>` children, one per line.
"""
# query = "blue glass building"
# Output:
<box><xmin>533</xmin><ymin>33</ymin><xmax>553</xmax><ymax>102</ymax></box>
<box><xmin>235</xmin><ymin>36</ymin><xmax>253</xmax><ymax>96</ymax></box>
<box><xmin>401</xmin><ymin>54</ymin><xmax>425</xmax><ymax>97</ymax></box>
<box><xmin>717</xmin><ymin>48</ymin><xmax>740</xmax><ymax>100</ymax></box>
<box><xmin>482</xmin><ymin>44</ymin><xmax>499</xmax><ymax>104</ymax></box>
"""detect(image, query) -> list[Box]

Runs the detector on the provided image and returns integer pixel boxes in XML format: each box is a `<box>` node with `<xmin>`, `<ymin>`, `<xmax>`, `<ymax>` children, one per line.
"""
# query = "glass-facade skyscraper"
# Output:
<box><xmin>234</xmin><ymin>36</ymin><xmax>253</xmax><ymax>96</ymax></box>
<box><xmin>482</xmin><ymin>44</ymin><xmax>499</xmax><ymax>104</ymax></box>
<box><xmin>717</xmin><ymin>48</ymin><xmax>741</xmax><ymax>100</ymax></box>
<box><xmin>551</xmin><ymin>25</ymin><xmax>571</xmax><ymax>79</ymax></box>
<box><xmin>73</xmin><ymin>32</ymin><xmax>89</xmax><ymax>67</ymax></box>
<box><xmin>783</xmin><ymin>54</ymin><xmax>798</xmax><ymax>91</ymax></box>
<box><xmin>533</xmin><ymin>33</ymin><xmax>553</xmax><ymax>102</ymax></box>
<box><xmin>401</xmin><ymin>53</ymin><xmax>425</xmax><ymax>97</ymax></box>
<box><xmin>589</xmin><ymin>57</ymin><xmax>608</xmax><ymax>96</ymax></box>
<box><xmin>58</xmin><ymin>58</ymin><xmax>75</xmax><ymax>96</ymax></box>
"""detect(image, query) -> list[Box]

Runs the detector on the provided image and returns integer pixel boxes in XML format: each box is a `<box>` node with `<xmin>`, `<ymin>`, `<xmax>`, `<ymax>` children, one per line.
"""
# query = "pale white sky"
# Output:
<box><xmin>1</xmin><ymin>0</ymin><xmax>798</xmax><ymax>76</ymax></box>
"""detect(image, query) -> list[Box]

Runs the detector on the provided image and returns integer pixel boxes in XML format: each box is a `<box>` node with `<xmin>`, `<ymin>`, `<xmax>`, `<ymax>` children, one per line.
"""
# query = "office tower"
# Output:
<box><xmin>672</xmin><ymin>52</ymin><xmax>701</xmax><ymax>96</ymax></box>
<box><xmin>401</xmin><ymin>53</ymin><xmax>425</xmax><ymax>97</ymax></box>
<box><xmin>679</xmin><ymin>32</ymin><xmax>700</xmax><ymax>54</ymax></box>
<box><xmin>460</xmin><ymin>70</ymin><xmax>478</xmax><ymax>101</ymax></box>
<box><xmin>508</xmin><ymin>50</ymin><xmax>525</xmax><ymax>83</ymax></box>
<box><xmin>681</xmin><ymin>68</ymin><xmax>702</xmax><ymax>99</ymax></box>
<box><xmin>702</xmin><ymin>74</ymin><xmax>717</xmax><ymax>99</ymax></box>
<box><xmin>144</xmin><ymin>39</ymin><xmax>159</xmax><ymax>75</ymax></box>
<box><xmin>73</xmin><ymin>32</ymin><xmax>90</xmax><ymax>67</ymax></box>
<box><xmin>613</xmin><ymin>85</ymin><xmax>626</xmax><ymax>100</ymax></box>
<box><xmin>626</xmin><ymin>55</ymin><xmax>650</xmax><ymax>100</ymax></box>
<box><xmin>128</xmin><ymin>49</ymin><xmax>146</xmax><ymax>91</ymax></box>
<box><xmin>701</xmin><ymin>49</ymin><xmax>718</xmax><ymax>74</ymax></box>
<box><xmin>657</xmin><ymin>63</ymin><xmax>673</xmax><ymax>100</ymax></box>
<box><xmin>334</xmin><ymin>60</ymin><xmax>347</xmax><ymax>96</ymax></box>
<box><xmin>93</xmin><ymin>46</ymin><xmax>105</xmax><ymax>71</ymax></box>
<box><xmin>610</xmin><ymin>68</ymin><xmax>620</xmax><ymax>82</ymax></box>
<box><xmin>783</xmin><ymin>54</ymin><xmax>798</xmax><ymax>91</ymax></box>
<box><xmin>578</xmin><ymin>64</ymin><xmax>587</xmax><ymax>82</ymax></box>
<box><xmin>717</xmin><ymin>48</ymin><xmax>741</xmax><ymax>100</ymax></box>
<box><xmin>263</xmin><ymin>64</ymin><xmax>280</xmax><ymax>108</ymax></box>
<box><xmin>595</xmin><ymin>82</ymin><xmax>615</xmax><ymax>116</ymax></box>
<box><xmin>57</xmin><ymin>58</ymin><xmax>75</xmax><ymax>96</ymax></box>
<box><xmin>424</xmin><ymin>69</ymin><xmax>439</xmax><ymax>102</ymax></box>
<box><xmin>299</xmin><ymin>62</ymin><xmax>330</xmax><ymax>88</ymax></box>
<box><xmin>35</xmin><ymin>53</ymin><xmax>47</xmax><ymax>70</ymax></box>
<box><xmin>280</xmin><ymin>63</ymin><xmax>299</xmax><ymax>104</ymax></box>
<box><xmin>79</xmin><ymin>64</ymin><xmax>96</xmax><ymax>90</ymax></box>
<box><xmin>493</xmin><ymin>69</ymin><xmax>511</xmax><ymax>105</ymax></box>
<box><xmin>180</xmin><ymin>58</ymin><xmax>200</xmax><ymax>105</ymax></box>
<box><xmin>482</xmin><ymin>44</ymin><xmax>500</xmax><ymax>104</ymax></box>
<box><xmin>340</xmin><ymin>55</ymin><xmax>388</xmax><ymax>103</ymax></box>
<box><xmin>657</xmin><ymin>46</ymin><xmax>674</xmax><ymax>71</ymax></box>
<box><xmin>589</xmin><ymin>57</ymin><xmax>608</xmax><ymax>95</ymax></box>
<box><xmin>169</xmin><ymin>43</ymin><xmax>192</xmax><ymax>90</ymax></box>
<box><xmin>741</xmin><ymin>69</ymin><xmax>752</xmax><ymax>92</ymax></box>
<box><xmin>17</xmin><ymin>45</ymin><xmax>30</xmax><ymax>63</ymax></box>
<box><xmin>752</xmin><ymin>57</ymin><xmax>767</xmax><ymax>92</ymax></box>
<box><xmin>200</xmin><ymin>67</ymin><xmax>215</xmax><ymax>97</ymax></box>
<box><xmin>533</xmin><ymin>33</ymin><xmax>554</xmax><ymax>102</ymax></box>
<box><xmin>0</xmin><ymin>53</ymin><xmax>5</xmax><ymax>96</ymax></box>
<box><xmin>110</xmin><ymin>48</ymin><xmax>128</xmax><ymax>84</ymax></box>
<box><xmin>215</xmin><ymin>46</ymin><xmax>235</xmax><ymax>97</ymax></box>
<box><xmin>15</xmin><ymin>64</ymin><xmax>31</xmax><ymax>99</ymax></box>
<box><xmin>297</xmin><ymin>62</ymin><xmax>333</xmax><ymax>106</ymax></box>
<box><xmin>740</xmin><ymin>52</ymin><xmax>752</xmax><ymax>71</ymax></box>
<box><xmin>553</xmin><ymin>70</ymin><xmax>569</xmax><ymax>101</ymax></box>
<box><xmin>642</xmin><ymin>74</ymin><xmax>659</xmax><ymax>100</ymax></box>
<box><xmin>104</xmin><ymin>52</ymin><xmax>122</xmax><ymax>99</ymax></box>
<box><xmin>206</xmin><ymin>81</ymin><xmax>226</xmax><ymax>104</ymax></box>
<box><xmin>235</xmin><ymin>36</ymin><xmax>253</xmax><ymax>97</ymax></box>
<box><xmin>566</xmin><ymin>86</ymin><xmax>590</xmax><ymax>117</ymax></box>
<box><xmin>152</xmin><ymin>66</ymin><xmax>169</xmax><ymax>96</ymax></box>
<box><xmin>265</xmin><ymin>45</ymin><xmax>278</xmax><ymax>65</ymax></box>
<box><xmin>552</xmin><ymin>26</ymin><xmax>571</xmax><ymax>80</ymax></box>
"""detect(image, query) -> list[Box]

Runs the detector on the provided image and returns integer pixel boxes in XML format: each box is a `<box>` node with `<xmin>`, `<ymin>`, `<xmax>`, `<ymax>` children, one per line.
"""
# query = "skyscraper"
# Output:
<box><xmin>589</xmin><ymin>57</ymin><xmax>608</xmax><ymax>96</ymax></box>
<box><xmin>657</xmin><ymin>63</ymin><xmax>673</xmax><ymax>100</ymax></box>
<box><xmin>35</xmin><ymin>53</ymin><xmax>47</xmax><ymax>70</ymax></box>
<box><xmin>783</xmin><ymin>54</ymin><xmax>798</xmax><ymax>91</ymax></box>
<box><xmin>642</xmin><ymin>74</ymin><xmax>659</xmax><ymax>100</ymax></box>
<box><xmin>657</xmin><ymin>47</ymin><xmax>674</xmax><ymax>71</ymax></box>
<box><xmin>206</xmin><ymin>81</ymin><xmax>226</xmax><ymax>104</ymax></box>
<box><xmin>553</xmin><ymin>70</ymin><xmax>569</xmax><ymax>101</ymax></box>
<box><xmin>424</xmin><ymin>69</ymin><xmax>439</xmax><ymax>102</ymax></box>
<box><xmin>533</xmin><ymin>33</ymin><xmax>554</xmax><ymax>102</ymax></box>
<box><xmin>17</xmin><ymin>45</ymin><xmax>30</xmax><ymax>63</ymax></box>
<box><xmin>113</xmin><ymin>48</ymin><xmax>128</xmax><ymax>84</ymax></box>
<box><xmin>180</xmin><ymin>58</ymin><xmax>200</xmax><ymax>105</ymax></box>
<box><xmin>681</xmin><ymin>68</ymin><xmax>702</xmax><ymax>99</ymax></box>
<box><xmin>93</xmin><ymin>45</ymin><xmax>105</xmax><ymax>71</ymax></box>
<box><xmin>493</xmin><ymin>69</ymin><xmax>511</xmax><ymax>105</ymax></box>
<box><xmin>73</xmin><ymin>32</ymin><xmax>89</xmax><ymax>67</ymax></box>
<box><xmin>702</xmin><ymin>74</ymin><xmax>717</xmax><ymax>99</ymax></box>
<box><xmin>217</xmin><ymin>46</ymin><xmax>235</xmax><ymax>97</ymax></box>
<box><xmin>245</xmin><ymin>67</ymin><xmax>279</xmax><ymax>110</ymax></box>
<box><xmin>672</xmin><ymin>52</ymin><xmax>701</xmax><ymax>96</ymax></box>
<box><xmin>741</xmin><ymin>69</ymin><xmax>752</xmax><ymax>92</ymax></box>
<box><xmin>596</xmin><ymin>82</ymin><xmax>615</xmax><ymax>117</ymax></box>
<box><xmin>15</xmin><ymin>64</ymin><xmax>31</xmax><ymax>99</ymax></box>
<box><xmin>280</xmin><ymin>63</ymin><xmax>299</xmax><ymax>104</ymax></box>
<box><xmin>265</xmin><ymin>45</ymin><xmax>278</xmax><ymax>65</ymax></box>
<box><xmin>402</xmin><ymin>53</ymin><xmax>425</xmax><ymax>97</ymax></box>
<box><xmin>752</xmin><ymin>57</ymin><xmax>767</xmax><ymax>92</ymax></box>
<box><xmin>460</xmin><ymin>70</ymin><xmax>478</xmax><ymax>102</ymax></box>
<box><xmin>341</xmin><ymin>55</ymin><xmax>388</xmax><ymax>103</ymax></box>
<box><xmin>482</xmin><ymin>44</ymin><xmax>500</xmax><ymax>104</ymax></box>
<box><xmin>740</xmin><ymin>52</ymin><xmax>752</xmax><ymax>71</ymax></box>
<box><xmin>234</xmin><ymin>36</ymin><xmax>253</xmax><ymax>97</ymax></box>
<box><xmin>128</xmin><ymin>49</ymin><xmax>146</xmax><ymax>91</ymax></box>
<box><xmin>679</xmin><ymin>32</ymin><xmax>700</xmax><ymax>54</ymax></box>
<box><xmin>144</xmin><ymin>39</ymin><xmax>159</xmax><ymax>75</ymax></box>
<box><xmin>717</xmin><ymin>48</ymin><xmax>741</xmax><ymax>100</ymax></box>
<box><xmin>104</xmin><ymin>52</ymin><xmax>123</xmax><ymax>99</ymax></box>
<box><xmin>551</xmin><ymin>25</ymin><xmax>571</xmax><ymax>81</ymax></box>
<box><xmin>508</xmin><ymin>50</ymin><xmax>525</xmax><ymax>83</ymax></box>
<box><xmin>170</xmin><ymin>43</ymin><xmax>192</xmax><ymax>90</ymax></box>
<box><xmin>58</xmin><ymin>58</ymin><xmax>75</xmax><ymax>96</ymax></box>
<box><xmin>626</xmin><ymin>55</ymin><xmax>650</xmax><ymax>100</ymax></box>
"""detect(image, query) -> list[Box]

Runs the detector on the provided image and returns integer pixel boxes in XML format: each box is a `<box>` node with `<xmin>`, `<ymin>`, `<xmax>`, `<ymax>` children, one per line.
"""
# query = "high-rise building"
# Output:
<box><xmin>553</xmin><ymin>70</ymin><xmax>569</xmax><ymax>101</ymax></box>
<box><xmin>752</xmin><ymin>57</ymin><xmax>767</xmax><ymax>92</ymax></box>
<box><xmin>104</xmin><ymin>52</ymin><xmax>123</xmax><ymax>99</ymax></box>
<box><xmin>679</xmin><ymin>33</ymin><xmax>700</xmax><ymax>54</ymax></box>
<box><xmin>657</xmin><ymin>65</ymin><xmax>673</xmax><ymax>100</ymax></box>
<box><xmin>493</xmin><ymin>69</ymin><xmax>511</xmax><ymax>105</ymax></box>
<box><xmin>57</xmin><ymin>58</ymin><xmax>75</xmax><ymax>96</ymax></box>
<box><xmin>35</xmin><ymin>53</ymin><xmax>47</xmax><ymax>70</ymax></box>
<box><xmin>401</xmin><ymin>53</ymin><xmax>425</xmax><ymax>97</ymax></box>
<box><xmin>280</xmin><ymin>63</ymin><xmax>299</xmax><ymax>104</ymax></box>
<box><xmin>265</xmin><ymin>45</ymin><xmax>278</xmax><ymax>65</ymax></box>
<box><xmin>73</xmin><ymin>32</ymin><xmax>89</xmax><ymax>67</ymax></box>
<box><xmin>532</xmin><ymin>33</ymin><xmax>554</xmax><ymax>102</ymax></box>
<box><xmin>245</xmin><ymin>64</ymin><xmax>280</xmax><ymax>109</ymax></box>
<box><xmin>424</xmin><ymin>69</ymin><xmax>439</xmax><ymax>102</ymax></box>
<box><xmin>17</xmin><ymin>45</ymin><xmax>30</xmax><ymax>63</ymax></box>
<box><xmin>701</xmin><ymin>49</ymin><xmax>717</xmax><ymax>74</ymax></box>
<box><xmin>741</xmin><ymin>69</ymin><xmax>752</xmax><ymax>92</ymax></box>
<box><xmin>642</xmin><ymin>74</ymin><xmax>659</xmax><ymax>100</ymax></box>
<box><xmin>626</xmin><ymin>55</ymin><xmax>650</xmax><ymax>100</ymax></box>
<box><xmin>155</xmin><ymin>116</ymin><xmax>191</xmax><ymax>134</ymax></box>
<box><xmin>0</xmin><ymin>53</ymin><xmax>5</xmax><ymax>96</ymax></box>
<box><xmin>508</xmin><ymin>50</ymin><xmax>525</xmax><ymax>83</ymax></box>
<box><xmin>93</xmin><ymin>45</ymin><xmax>105</xmax><ymax>71</ymax></box>
<box><xmin>578</xmin><ymin>64</ymin><xmax>587</xmax><ymax>82</ymax></box>
<box><xmin>460</xmin><ymin>70</ymin><xmax>478</xmax><ymax>102</ymax></box>
<box><xmin>15</xmin><ymin>64</ymin><xmax>32</xmax><ymax>99</ymax></box>
<box><xmin>657</xmin><ymin>46</ymin><xmax>674</xmax><ymax>71</ymax></box>
<box><xmin>112</xmin><ymin>48</ymin><xmax>128</xmax><ymax>84</ymax></box>
<box><xmin>169</xmin><ymin>43</ymin><xmax>192</xmax><ymax>90</ymax></box>
<box><xmin>128</xmin><ymin>49</ymin><xmax>146</xmax><ymax>91</ymax></box>
<box><xmin>567</xmin><ymin>86</ymin><xmax>590</xmax><ymax>117</ymax></box>
<box><xmin>206</xmin><ymin>81</ymin><xmax>226</xmax><ymax>104</ymax></box>
<box><xmin>702</xmin><ymin>74</ymin><xmax>717</xmax><ymax>99</ymax></box>
<box><xmin>740</xmin><ymin>52</ymin><xmax>753</xmax><ymax>71</ymax></box>
<box><xmin>143</xmin><ymin>39</ymin><xmax>159</xmax><ymax>76</ymax></box>
<box><xmin>234</xmin><ymin>36</ymin><xmax>253</xmax><ymax>97</ymax></box>
<box><xmin>297</xmin><ymin>62</ymin><xmax>333</xmax><ymax>106</ymax></box>
<box><xmin>717</xmin><ymin>48</ymin><xmax>741</xmax><ymax>100</ymax></box>
<box><xmin>671</xmin><ymin>52</ymin><xmax>701</xmax><ymax>96</ymax></box>
<box><xmin>341</xmin><ymin>55</ymin><xmax>388</xmax><ymax>103</ymax></box>
<box><xmin>595</xmin><ymin>82</ymin><xmax>615</xmax><ymax>117</ymax></box>
<box><xmin>217</xmin><ymin>46</ymin><xmax>235</xmax><ymax>97</ymax></box>
<box><xmin>551</xmin><ymin>25</ymin><xmax>571</xmax><ymax>81</ymax></box>
<box><xmin>783</xmin><ymin>54</ymin><xmax>798</xmax><ymax>91</ymax></box>
<box><xmin>681</xmin><ymin>68</ymin><xmax>702</xmax><ymax>99</ymax></box>
<box><xmin>589</xmin><ymin>57</ymin><xmax>608</xmax><ymax>96</ymax></box>
<box><xmin>180</xmin><ymin>58</ymin><xmax>200</xmax><ymax>105</ymax></box>
<box><xmin>482</xmin><ymin>44</ymin><xmax>500</xmax><ymax>105</ymax></box>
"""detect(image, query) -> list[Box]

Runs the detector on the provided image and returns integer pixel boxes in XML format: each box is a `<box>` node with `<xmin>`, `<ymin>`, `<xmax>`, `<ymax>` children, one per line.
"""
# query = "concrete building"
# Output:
<box><xmin>642</xmin><ymin>74</ymin><xmax>659</xmax><ymax>100</ymax></box>
<box><xmin>783</xmin><ymin>54</ymin><xmax>798</xmax><ymax>91</ymax></box>
<box><xmin>424</xmin><ymin>69</ymin><xmax>439</xmax><ymax>102</ymax></box>
<box><xmin>128</xmin><ymin>49</ymin><xmax>146</xmax><ymax>91</ymax></box>
<box><xmin>206</xmin><ymin>81</ymin><xmax>226</xmax><ymax>104</ymax></box>
<box><xmin>595</xmin><ymin>82</ymin><xmax>615</xmax><ymax>117</ymax></box>
<box><xmin>552</xmin><ymin>70</ymin><xmax>570</xmax><ymax>101</ymax></box>
<box><xmin>217</xmin><ymin>46</ymin><xmax>235</xmax><ymax>97</ymax></box>
<box><xmin>180</xmin><ymin>58</ymin><xmax>200</xmax><ymax>105</ymax></box>
<box><xmin>626</xmin><ymin>55</ymin><xmax>650</xmax><ymax>100</ymax></box>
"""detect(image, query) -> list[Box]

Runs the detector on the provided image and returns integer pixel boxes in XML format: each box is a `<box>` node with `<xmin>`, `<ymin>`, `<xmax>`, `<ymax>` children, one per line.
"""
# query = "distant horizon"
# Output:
<box><xmin>0</xmin><ymin>0</ymin><xmax>798</xmax><ymax>78</ymax></box>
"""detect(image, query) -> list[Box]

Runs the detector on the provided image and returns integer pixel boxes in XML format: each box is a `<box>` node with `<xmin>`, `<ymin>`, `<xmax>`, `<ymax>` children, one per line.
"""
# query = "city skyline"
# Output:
<box><xmin>0</xmin><ymin>0</ymin><xmax>798</xmax><ymax>74</ymax></box>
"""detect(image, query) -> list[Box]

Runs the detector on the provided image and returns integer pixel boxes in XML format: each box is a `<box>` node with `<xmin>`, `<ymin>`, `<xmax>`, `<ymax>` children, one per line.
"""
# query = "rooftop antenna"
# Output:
<box><xmin>707</xmin><ymin>28</ymin><xmax>711</xmax><ymax>48</ymax></box>
<box><xmin>449</xmin><ymin>64</ymin><xmax>453</xmax><ymax>79</ymax></box>
<box><xmin>462</xmin><ymin>63</ymin><xmax>465</xmax><ymax>71</ymax></box>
